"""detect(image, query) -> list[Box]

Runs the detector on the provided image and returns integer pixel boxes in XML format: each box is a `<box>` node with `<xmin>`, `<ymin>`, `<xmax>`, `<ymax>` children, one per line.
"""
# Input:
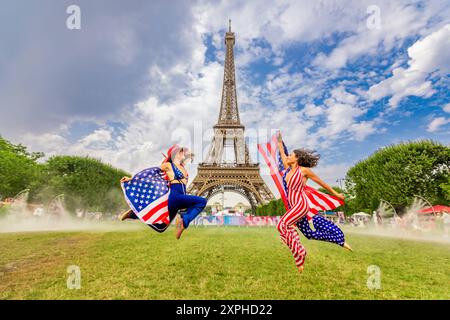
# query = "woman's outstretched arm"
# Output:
<box><xmin>277</xmin><ymin>131</ymin><xmax>289</xmax><ymax>169</ymax></box>
<box><xmin>302</xmin><ymin>167</ymin><xmax>345</xmax><ymax>200</ymax></box>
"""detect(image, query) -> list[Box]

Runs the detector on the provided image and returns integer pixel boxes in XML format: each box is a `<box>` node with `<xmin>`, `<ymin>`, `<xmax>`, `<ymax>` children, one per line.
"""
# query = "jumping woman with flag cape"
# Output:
<box><xmin>119</xmin><ymin>144</ymin><xmax>207</xmax><ymax>239</ymax></box>
<box><xmin>258</xmin><ymin>131</ymin><xmax>352</xmax><ymax>273</ymax></box>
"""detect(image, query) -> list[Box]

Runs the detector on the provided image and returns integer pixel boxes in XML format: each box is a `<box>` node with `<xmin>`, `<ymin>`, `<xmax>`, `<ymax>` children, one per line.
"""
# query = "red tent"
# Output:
<box><xmin>418</xmin><ymin>205</ymin><xmax>450</xmax><ymax>214</ymax></box>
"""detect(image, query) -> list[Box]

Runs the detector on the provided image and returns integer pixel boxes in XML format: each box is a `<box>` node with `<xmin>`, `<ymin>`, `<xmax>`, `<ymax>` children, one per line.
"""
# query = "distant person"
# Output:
<box><xmin>33</xmin><ymin>206</ymin><xmax>44</xmax><ymax>217</ymax></box>
<box><xmin>377</xmin><ymin>211</ymin><xmax>383</xmax><ymax>226</ymax></box>
<box><xmin>443</xmin><ymin>212</ymin><xmax>450</xmax><ymax>237</ymax></box>
<box><xmin>76</xmin><ymin>209</ymin><xmax>84</xmax><ymax>219</ymax></box>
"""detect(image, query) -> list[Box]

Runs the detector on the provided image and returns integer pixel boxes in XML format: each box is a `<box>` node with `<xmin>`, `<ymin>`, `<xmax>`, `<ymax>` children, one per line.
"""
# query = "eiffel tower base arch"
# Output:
<box><xmin>187</xmin><ymin>165</ymin><xmax>274</xmax><ymax>215</ymax></box>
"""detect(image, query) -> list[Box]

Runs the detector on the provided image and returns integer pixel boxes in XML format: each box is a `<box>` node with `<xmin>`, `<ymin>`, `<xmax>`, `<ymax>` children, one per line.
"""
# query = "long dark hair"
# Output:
<box><xmin>293</xmin><ymin>148</ymin><xmax>320</xmax><ymax>168</ymax></box>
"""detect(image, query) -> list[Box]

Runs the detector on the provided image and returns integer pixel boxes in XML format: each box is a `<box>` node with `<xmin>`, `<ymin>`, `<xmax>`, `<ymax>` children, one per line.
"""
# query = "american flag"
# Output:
<box><xmin>257</xmin><ymin>133</ymin><xmax>344</xmax><ymax>220</ymax></box>
<box><xmin>120</xmin><ymin>167</ymin><xmax>170</xmax><ymax>232</ymax></box>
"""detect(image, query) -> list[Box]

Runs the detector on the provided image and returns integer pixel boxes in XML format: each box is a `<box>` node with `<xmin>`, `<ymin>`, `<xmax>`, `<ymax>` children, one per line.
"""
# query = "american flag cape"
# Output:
<box><xmin>120</xmin><ymin>167</ymin><xmax>171</xmax><ymax>233</ymax></box>
<box><xmin>257</xmin><ymin>133</ymin><xmax>344</xmax><ymax>220</ymax></box>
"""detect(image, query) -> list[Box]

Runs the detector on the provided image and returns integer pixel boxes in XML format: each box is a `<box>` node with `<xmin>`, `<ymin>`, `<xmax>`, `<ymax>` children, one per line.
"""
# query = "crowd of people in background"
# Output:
<box><xmin>1</xmin><ymin>196</ymin><xmax>449</xmax><ymax>237</ymax></box>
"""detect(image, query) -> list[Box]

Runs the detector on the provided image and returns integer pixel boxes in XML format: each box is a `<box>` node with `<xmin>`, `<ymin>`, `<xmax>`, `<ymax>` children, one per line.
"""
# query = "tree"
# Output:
<box><xmin>0</xmin><ymin>136</ymin><xmax>44</xmax><ymax>199</ymax></box>
<box><xmin>439</xmin><ymin>176</ymin><xmax>450</xmax><ymax>202</ymax></box>
<box><xmin>0</xmin><ymin>136</ymin><xmax>140</xmax><ymax>214</ymax></box>
<box><xmin>318</xmin><ymin>186</ymin><xmax>343</xmax><ymax>195</ymax></box>
<box><xmin>345</xmin><ymin>140</ymin><xmax>450</xmax><ymax>212</ymax></box>
<box><xmin>39</xmin><ymin>155</ymin><xmax>131</xmax><ymax>213</ymax></box>
<box><xmin>203</xmin><ymin>205</ymin><xmax>212</xmax><ymax>215</ymax></box>
<box><xmin>256</xmin><ymin>198</ymin><xmax>285</xmax><ymax>216</ymax></box>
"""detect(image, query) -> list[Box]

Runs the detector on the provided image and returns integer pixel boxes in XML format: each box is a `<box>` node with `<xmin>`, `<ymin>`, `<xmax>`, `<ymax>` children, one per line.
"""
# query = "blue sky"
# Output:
<box><xmin>0</xmin><ymin>0</ymin><xmax>449</xmax><ymax>203</ymax></box>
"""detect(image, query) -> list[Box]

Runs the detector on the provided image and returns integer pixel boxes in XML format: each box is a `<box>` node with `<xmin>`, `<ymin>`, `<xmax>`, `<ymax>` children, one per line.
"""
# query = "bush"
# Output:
<box><xmin>345</xmin><ymin>140</ymin><xmax>450</xmax><ymax>211</ymax></box>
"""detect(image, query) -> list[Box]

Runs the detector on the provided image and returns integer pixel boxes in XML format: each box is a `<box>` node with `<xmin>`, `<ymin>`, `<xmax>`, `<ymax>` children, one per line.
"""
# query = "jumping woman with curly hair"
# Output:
<box><xmin>276</xmin><ymin>131</ymin><xmax>349</xmax><ymax>273</ymax></box>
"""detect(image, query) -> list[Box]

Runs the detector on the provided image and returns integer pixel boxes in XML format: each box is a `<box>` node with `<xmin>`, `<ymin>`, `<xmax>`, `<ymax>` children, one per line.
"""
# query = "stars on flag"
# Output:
<box><xmin>122</xmin><ymin>167</ymin><xmax>169</xmax><ymax>214</ymax></box>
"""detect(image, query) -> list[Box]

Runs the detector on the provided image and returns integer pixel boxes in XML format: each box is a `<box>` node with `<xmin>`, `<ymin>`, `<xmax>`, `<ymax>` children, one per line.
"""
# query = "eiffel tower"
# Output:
<box><xmin>187</xmin><ymin>21</ymin><xmax>274</xmax><ymax>213</ymax></box>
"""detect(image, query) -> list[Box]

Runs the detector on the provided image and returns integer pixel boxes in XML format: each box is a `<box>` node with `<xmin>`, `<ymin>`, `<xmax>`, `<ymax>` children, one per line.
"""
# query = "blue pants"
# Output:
<box><xmin>168</xmin><ymin>183</ymin><xmax>207</xmax><ymax>229</ymax></box>
<box><xmin>297</xmin><ymin>215</ymin><xmax>345</xmax><ymax>246</ymax></box>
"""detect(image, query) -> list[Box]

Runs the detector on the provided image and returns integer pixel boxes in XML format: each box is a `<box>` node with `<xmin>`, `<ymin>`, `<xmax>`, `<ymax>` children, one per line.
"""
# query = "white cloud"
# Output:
<box><xmin>322</xmin><ymin>103</ymin><xmax>364</xmax><ymax>135</ymax></box>
<box><xmin>368</xmin><ymin>24</ymin><xmax>450</xmax><ymax>107</ymax></box>
<box><xmin>5</xmin><ymin>0</ymin><xmax>449</xmax><ymax>197</ymax></box>
<box><xmin>443</xmin><ymin>103</ymin><xmax>450</xmax><ymax>114</ymax></box>
<box><xmin>266</xmin><ymin>72</ymin><xmax>303</xmax><ymax>92</ymax></box>
<box><xmin>20</xmin><ymin>58</ymin><xmax>222</xmax><ymax>175</ymax></box>
<box><xmin>0</xmin><ymin>1</ymin><xmax>203</xmax><ymax>137</ymax></box>
<box><xmin>75</xmin><ymin>129</ymin><xmax>112</xmax><ymax>149</ymax></box>
<box><xmin>427</xmin><ymin>117</ymin><xmax>450</xmax><ymax>132</ymax></box>
<box><xmin>330</xmin><ymin>86</ymin><xmax>358</xmax><ymax>105</ymax></box>
<box><xmin>21</xmin><ymin>133</ymin><xmax>69</xmax><ymax>159</ymax></box>
<box><xmin>313</xmin><ymin>1</ymin><xmax>449</xmax><ymax>69</ymax></box>
<box><xmin>302</xmin><ymin>103</ymin><xmax>324</xmax><ymax>117</ymax></box>
<box><xmin>348</xmin><ymin>121</ymin><xmax>377</xmax><ymax>141</ymax></box>
<box><xmin>316</xmin><ymin>86</ymin><xmax>377</xmax><ymax>142</ymax></box>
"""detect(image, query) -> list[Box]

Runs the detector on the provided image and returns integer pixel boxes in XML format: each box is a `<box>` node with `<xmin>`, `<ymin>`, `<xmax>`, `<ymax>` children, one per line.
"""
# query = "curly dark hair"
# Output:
<box><xmin>293</xmin><ymin>148</ymin><xmax>320</xmax><ymax>168</ymax></box>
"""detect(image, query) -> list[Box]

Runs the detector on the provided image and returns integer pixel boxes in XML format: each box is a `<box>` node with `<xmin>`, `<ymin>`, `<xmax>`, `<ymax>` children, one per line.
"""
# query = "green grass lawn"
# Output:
<box><xmin>0</xmin><ymin>225</ymin><xmax>449</xmax><ymax>299</ymax></box>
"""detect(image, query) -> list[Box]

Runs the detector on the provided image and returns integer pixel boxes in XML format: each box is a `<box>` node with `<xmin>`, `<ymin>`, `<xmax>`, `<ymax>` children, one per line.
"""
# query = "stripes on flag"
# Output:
<box><xmin>257</xmin><ymin>134</ymin><xmax>289</xmax><ymax>210</ymax></box>
<box><xmin>257</xmin><ymin>133</ymin><xmax>344</xmax><ymax>220</ymax></box>
<box><xmin>120</xmin><ymin>167</ymin><xmax>171</xmax><ymax>232</ymax></box>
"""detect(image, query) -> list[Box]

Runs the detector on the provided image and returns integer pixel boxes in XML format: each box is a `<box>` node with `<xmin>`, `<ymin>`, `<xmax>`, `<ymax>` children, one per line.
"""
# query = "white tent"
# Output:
<box><xmin>352</xmin><ymin>212</ymin><xmax>370</xmax><ymax>217</ymax></box>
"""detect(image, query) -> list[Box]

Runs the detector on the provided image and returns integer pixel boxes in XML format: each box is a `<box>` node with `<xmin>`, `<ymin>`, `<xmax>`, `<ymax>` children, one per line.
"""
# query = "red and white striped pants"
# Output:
<box><xmin>276</xmin><ymin>198</ymin><xmax>308</xmax><ymax>268</ymax></box>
